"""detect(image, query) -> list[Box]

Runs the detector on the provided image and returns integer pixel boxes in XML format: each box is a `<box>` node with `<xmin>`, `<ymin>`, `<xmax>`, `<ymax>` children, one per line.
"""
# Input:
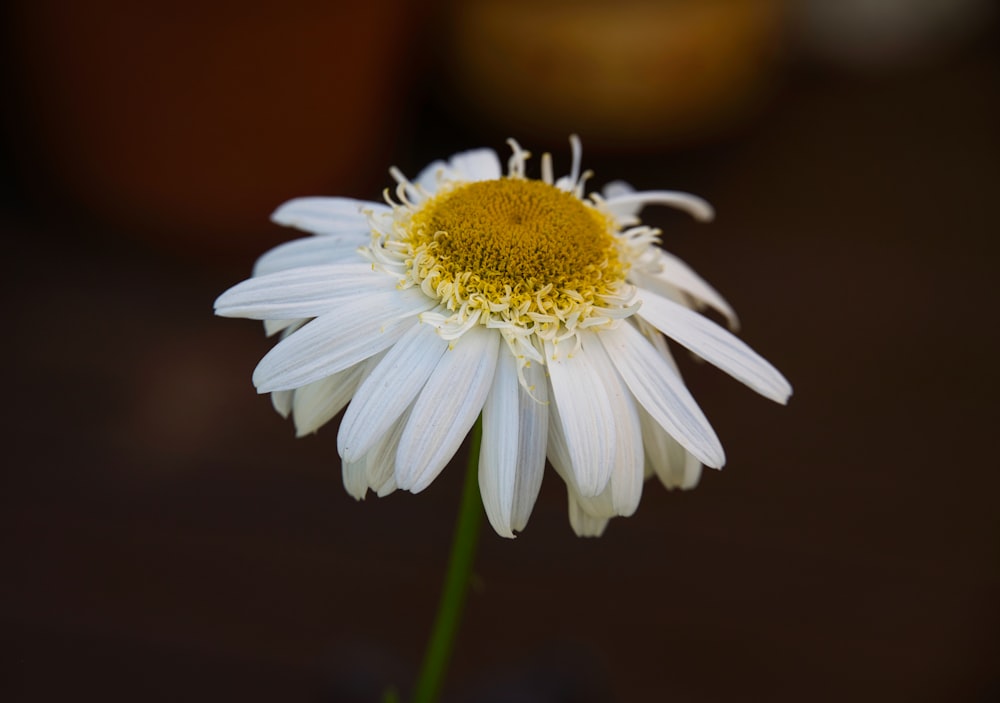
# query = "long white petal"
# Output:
<box><xmin>636</xmin><ymin>289</ymin><xmax>792</xmax><ymax>404</ymax></box>
<box><xmin>583</xmin><ymin>334</ymin><xmax>644</xmax><ymax>517</ymax></box>
<box><xmin>215</xmin><ymin>264</ymin><xmax>395</xmax><ymax>320</ymax></box>
<box><xmin>603</xmin><ymin>190</ymin><xmax>715</xmax><ymax>222</ymax></box>
<box><xmin>544</xmin><ymin>338</ymin><xmax>616</xmax><ymax>497</ymax></box>
<box><xmin>545</xmin><ymin>405</ymin><xmax>616</xmax><ymax>521</ymax></box>
<box><xmin>632</xmin><ymin>319</ymin><xmax>707</xmax><ymax>487</ymax></box>
<box><xmin>338</xmin><ymin>322</ymin><xmax>449</xmax><ymax>462</ymax></box>
<box><xmin>475</xmin><ymin>347</ymin><xmax>547</xmax><ymax>536</ymax></box>
<box><xmin>448</xmin><ymin>148</ymin><xmax>502</xmax><ymax>182</ymax></box>
<box><xmin>479</xmin><ymin>346</ymin><xmax>522</xmax><ymax>538</ymax></box>
<box><xmin>271</xmin><ymin>197</ymin><xmax>389</xmax><ymax>235</ymax></box>
<box><xmin>292</xmin><ymin>362</ymin><xmax>367</xmax><ymax>436</ymax></box>
<box><xmin>631</xmin><ymin>252</ymin><xmax>739</xmax><ymax>331</ymax></box>
<box><xmin>395</xmin><ymin>325</ymin><xmax>500</xmax><ymax>493</ymax></box>
<box><xmin>252</xmin><ymin>287</ymin><xmax>434</xmax><ymax>392</ymax></box>
<box><xmin>511</xmin><ymin>361</ymin><xmax>548</xmax><ymax>532</ymax></box>
<box><xmin>633</xmin><ymin>315</ymin><xmax>674</xmax><ymax>365</ymax></box>
<box><xmin>632</xmin><ymin>319</ymin><xmax>706</xmax><ymax>489</ymax></box>
<box><xmin>253</xmin><ymin>235</ymin><xmax>369</xmax><ymax>277</ymax></box>
<box><xmin>363</xmin><ymin>406</ymin><xmax>412</xmax><ymax>497</ymax></box>
<box><xmin>598</xmin><ymin>323</ymin><xmax>725</xmax><ymax>468</ymax></box>
<box><xmin>639</xmin><ymin>405</ymin><xmax>689</xmax><ymax>488</ymax></box>
<box><xmin>544</xmin><ymin>400</ymin><xmax>572</xmax><ymax>485</ymax></box>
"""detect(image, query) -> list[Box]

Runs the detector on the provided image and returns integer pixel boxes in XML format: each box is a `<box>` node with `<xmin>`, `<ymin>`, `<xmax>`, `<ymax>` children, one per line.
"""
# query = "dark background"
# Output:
<box><xmin>3</xmin><ymin>1</ymin><xmax>999</xmax><ymax>701</ymax></box>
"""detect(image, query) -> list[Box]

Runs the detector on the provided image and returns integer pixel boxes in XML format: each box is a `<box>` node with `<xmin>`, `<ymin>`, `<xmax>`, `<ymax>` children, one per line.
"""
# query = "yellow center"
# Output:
<box><xmin>403</xmin><ymin>178</ymin><xmax>625</xmax><ymax>327</ymax></box>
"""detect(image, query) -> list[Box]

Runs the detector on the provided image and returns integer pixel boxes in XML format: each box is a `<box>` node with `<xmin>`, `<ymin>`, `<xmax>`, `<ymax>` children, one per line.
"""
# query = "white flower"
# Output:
<box><xmin>215</xmin><ymin>137</ymin><xmax>791</xmax><ymax>538</ymax></box>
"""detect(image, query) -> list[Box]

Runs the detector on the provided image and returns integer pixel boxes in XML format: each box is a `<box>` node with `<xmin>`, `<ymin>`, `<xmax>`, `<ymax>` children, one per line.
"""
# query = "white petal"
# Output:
<box><xmin>395</xmin><ymin>325</ymin><xmax>500</xmax><ymax>493</ymax></box>
<box><xmin>583</xmin><ymin>334</ymin><xmax>644</xmax><ymax>517</ymax></box>
<box><xmin>448</xmin><ymin>148</ymin><xmax>502</xmax><ymax>182</ymax></box>
<box><xmin>414</xmin><ymin>159</ymin><xmax>448</xmax><ymax>194</ymax></box>
<box><xmin>270</xmin><ymin>390</ymin><xmax>293</xmax><ymax>418</ymax></box>
<box><xmin>635</xmin><ymin>289</ymin><xmax>792</xmax><ymax>404</ymax></box>
<box><xmin>544</xmin><ymin>338</ymin><xmax>616</xmax><ymax>497</ymax></box>
<box><xmin>253</xmin><ymin>235</ymin><xmax>369</xmax><ymax>277</ymax></box>
<box><xmin>476</xmin><ymin>347</ymin><xmax>547</xmax><ymax>537</ymax></box>
<box><xmin>342</xmin><ymin>455</ymin><xmax>368</xmax><ymax>500</ymax></box>
<box><xmin>263</xmin><ymin>317</ymin><xmax>306</xmax><ymax>338</ymax></box>
<box><xmin>252</xmin><ymin>287</ymin><xmax>434</xmax><ymax>393</ymax></box>
<box><xmin>545</xmin><ymin>406</ymin><xmax>616</xmax><ymax>521</ymax></box>
<box><xmin>681</xmin><ymin>453</ymin><xmax>703</xmax><ymax>489</ymax></box>
<box><xmin>633</xmin><ymin>316</ymin><xmax>674</xmax><ymax>365</ymax></box>
<box><xmin>554</xmin><ymin>134</ymin><xmax>583</xmax><ymax>192</ymax></box>
<box><xmin>597</xmin><ymin>323</ymin><xmax>725</xmax><ymax>468</ymax></box>
<box><xmin>292</xmin><ymin>360</ymin><xmax>369</xmax><ymax>437</ymax></box>
<box><xmin>215</xmin><ymin>264</ymin><xmax>395</xmax><ymax>320</ymax></box>
<box><xmin>631</xmin><ymin>319</ymin><xmax>702</xmax><ymax>486</ymax></box>
<box><xmin>631</xmin><ymin>251</ymin><xmax>739</xmax><ymax>330</ymax></box>
<box><xmin>603</xmin><ymin>190</ymin><xmax>715</xmax><ymax>222</ymax></box>
<box><xmin>544</xmin><ymin>399</ymin><xmax>572</xmax><ymax>485</ymax></box>
<box><xmin>363</xmin><ymin>406</ymin><xmax>412</xmax><ymax>497</ymax></box>
<box><xmin>271</xmin><ymin>197</ymin><xmax>389</xmax><ymax>235</ymax></box>
<box><xmin>376</xmin><ymin>477</ymin><xmax>397</xmax><ymax>498</ymax></box>
<box><xmin>479</xmin><ymin>346</ymin><xmax>522</xmax><ymax>538</ymax></box>
<box><xmin>338</xmin><ymin>322</ymin><xmax>449</xmax><ymax>462</ymax></box>
<box><xmin>567</xmin><ymin>491</ymin><xmax>610</xmax><ymax>538</ymax></box>
<box><xmin>568</xmin><ymin>134</ymin><xmax>582</xmax><ymax>186</ymax></box>
<box><xmin>511</xmin><ymin>361</ymin><xmax>548</xmax><ymax>532</ymax></box>
<box><xmin>639</xmin><ymin>405</ymin><xmax>689</xmax><ymax>488</ymax></box>
<box><xmin>272</xmin><ymin>321</ymin><xmax>324</xmax><ymax>423</ymax></box>
<box><xmin>600</xmin><ymin>181</ymin><xmax>641</xmax><ymax>225</ymax></box>
<box><xmin>602</xmin><ymin>179</ymin><xmax>635</xmax><ymax>202</ymax></box>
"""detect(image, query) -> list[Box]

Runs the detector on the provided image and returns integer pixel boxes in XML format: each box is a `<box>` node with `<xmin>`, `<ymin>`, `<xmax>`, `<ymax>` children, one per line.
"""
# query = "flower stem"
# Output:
<box><xmin>411</xmin><ymin>417</ymin><xmax>484</xmax><ymax>703</ymax></box>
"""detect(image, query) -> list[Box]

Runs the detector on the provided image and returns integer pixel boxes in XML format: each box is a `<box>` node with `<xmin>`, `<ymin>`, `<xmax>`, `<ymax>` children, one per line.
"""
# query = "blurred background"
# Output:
<box><xmin>2</xmin><ymin>0</ymin><xmax>999</xmax><ymax>700</ymax></box>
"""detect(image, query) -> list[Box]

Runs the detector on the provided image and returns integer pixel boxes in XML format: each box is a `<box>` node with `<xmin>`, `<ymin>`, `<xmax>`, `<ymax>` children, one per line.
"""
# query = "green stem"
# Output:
<box><xmin>411</xmin><ymin>417</ymin><xmax>484</xmax><ymax>703</ymax></box>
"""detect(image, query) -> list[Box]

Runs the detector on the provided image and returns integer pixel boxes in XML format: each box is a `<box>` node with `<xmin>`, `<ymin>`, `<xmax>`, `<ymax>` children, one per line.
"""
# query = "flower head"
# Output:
<box><xmin>215</xmin><ymin>137</ymin><xmax>791</xmax><ymax>537</ymax></box>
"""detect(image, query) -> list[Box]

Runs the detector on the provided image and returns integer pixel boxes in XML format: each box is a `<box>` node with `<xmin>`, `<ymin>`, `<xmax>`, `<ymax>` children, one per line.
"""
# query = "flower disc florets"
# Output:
<box><xmin>413</xmin><ymin>178</ymin><xmax>619</xmax><ymax>282</ymax></box>
<box><xmin>364</xmin><ymin>156</ymin><xmax>642</xmax><ymax>363</ymax></box>
<box><xmin>408</xmin><ymin>177</ymin><xmax>626</xmax><ymax>321</ymax></box>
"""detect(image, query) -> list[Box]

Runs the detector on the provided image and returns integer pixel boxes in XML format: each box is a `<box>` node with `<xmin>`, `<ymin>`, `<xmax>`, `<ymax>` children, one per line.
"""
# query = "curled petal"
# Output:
<box><xmin>631</xmin><ymin>251</ymin><xmax>739</xmax><ymax>331</ymax></box>
<box><xmin>604</xmin><ymin>190</ymin><xmax>715</xmax><ymax>222</ymax></box>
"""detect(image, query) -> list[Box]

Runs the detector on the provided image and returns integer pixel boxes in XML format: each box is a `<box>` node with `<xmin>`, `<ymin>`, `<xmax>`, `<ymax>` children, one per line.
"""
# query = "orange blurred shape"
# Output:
<box><xmin>10</xmin><ymin>1</ymin><xmax>415</xmax><ymax>258</ymax></box>
<box><xmin>447</xmin><ymin>0</ymin><xmax>786</xmax><ymax>150</ymax></box>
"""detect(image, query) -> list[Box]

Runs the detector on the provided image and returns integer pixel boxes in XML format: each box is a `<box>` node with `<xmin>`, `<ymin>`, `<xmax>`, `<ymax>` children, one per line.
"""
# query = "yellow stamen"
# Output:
<box><xmin>401</xmin><ymin>178</ymin><xmax>625</xmax><ymax>329</ymax></box>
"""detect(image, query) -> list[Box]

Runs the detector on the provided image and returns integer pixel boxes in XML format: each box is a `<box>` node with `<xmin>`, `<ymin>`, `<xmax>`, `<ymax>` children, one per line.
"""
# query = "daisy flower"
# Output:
<box><xmin>215</xmin><ymin>137</ymin><xmax>791</xmax><ymax>538</ymax></box>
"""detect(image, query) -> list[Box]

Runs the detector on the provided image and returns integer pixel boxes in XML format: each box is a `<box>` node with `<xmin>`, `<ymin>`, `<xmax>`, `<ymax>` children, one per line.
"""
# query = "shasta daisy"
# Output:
<box><xmin>215</xmin><ymin>137</ymin><xmax>791</xmax><ymax>537</ymax></box>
